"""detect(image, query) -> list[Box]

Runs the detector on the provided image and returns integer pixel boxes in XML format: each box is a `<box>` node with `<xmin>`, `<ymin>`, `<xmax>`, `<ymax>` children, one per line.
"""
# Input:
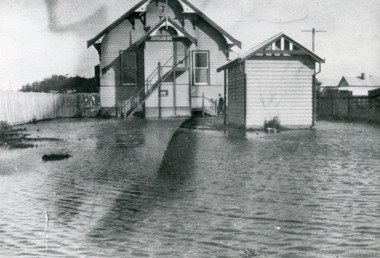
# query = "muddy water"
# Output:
<box><xmin>0</xmin><ymin>119</ymin><xmax>379</xmax><ymax>257</ymax></box>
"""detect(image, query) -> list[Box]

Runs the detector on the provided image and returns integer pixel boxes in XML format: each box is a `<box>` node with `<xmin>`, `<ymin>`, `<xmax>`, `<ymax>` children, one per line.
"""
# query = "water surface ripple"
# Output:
<box><xmin>0</xmin><ymin>119</ymin><xmax>379</xmax><ymax>257</ymax></box>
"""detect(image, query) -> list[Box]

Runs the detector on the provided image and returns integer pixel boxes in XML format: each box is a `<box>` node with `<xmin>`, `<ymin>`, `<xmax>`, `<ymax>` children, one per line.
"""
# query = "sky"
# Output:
<box><xmin>0</xmin><ymin>0</ymin><xmax>379</xmax><ymax>91</ymax></box>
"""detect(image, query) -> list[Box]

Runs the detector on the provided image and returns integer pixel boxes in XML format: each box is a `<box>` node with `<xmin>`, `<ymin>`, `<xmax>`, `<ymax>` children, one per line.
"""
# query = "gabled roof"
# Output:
<box><xmin>87</xmin><ymin>0</ymin><xmax>241</xmax><ymax>48</ymax></box>
<box><xmin>218</xmin><ymin>33</ymin><xmax>325</xmax><ymax>72</ymax></box>
<box><xmin>338</xmin><ymin>76</ymin><xmax>380</xmax><ymax>87</ymax></box>
<box><xmin>135</xmin><ymin>17</ymin><xmax>197</xmax><ymax>46</ymax></box>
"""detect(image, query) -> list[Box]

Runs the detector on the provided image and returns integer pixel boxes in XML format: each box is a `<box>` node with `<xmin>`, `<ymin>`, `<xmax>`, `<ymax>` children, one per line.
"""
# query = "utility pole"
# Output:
<box><xmin>301</xmin><ymin>28</ymin><xmax>326</xmax><ymax>52</ymax></box>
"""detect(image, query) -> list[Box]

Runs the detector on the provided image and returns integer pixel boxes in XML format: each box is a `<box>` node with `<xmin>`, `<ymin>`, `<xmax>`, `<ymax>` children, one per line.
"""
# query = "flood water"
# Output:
<box><xmin>0</xmin><ymin>118</ymin><xmax>379</xmax><ymax>257</ymax></box>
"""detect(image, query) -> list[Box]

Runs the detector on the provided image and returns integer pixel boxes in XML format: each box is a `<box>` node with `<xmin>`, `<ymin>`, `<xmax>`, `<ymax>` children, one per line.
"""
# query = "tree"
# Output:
<box><xmin>19</xmin><ymin>75</ymin><xmax>99</xmax><ymax>93</ymax></box>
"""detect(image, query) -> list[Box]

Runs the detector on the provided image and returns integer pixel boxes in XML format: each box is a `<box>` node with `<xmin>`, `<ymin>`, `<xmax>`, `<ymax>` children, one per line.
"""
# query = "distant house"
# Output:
<box><xmin>336</xmin><ymin>73</ymin><xmax>380</xmax><ymax>96</ymax></box>
<box><xmin>217</xmin><ymin>33</ymin><xmax>325</xmax><ymax>129</ymax></box>
<box><xmin>87</xmin><ymin>0</ymin><xmax>241</xmax><ymax>117</ymax></box>
<box><xmin>319</xmin><ymin>78</ymin><xmax>340</xmax><ymax>96</ymax></box>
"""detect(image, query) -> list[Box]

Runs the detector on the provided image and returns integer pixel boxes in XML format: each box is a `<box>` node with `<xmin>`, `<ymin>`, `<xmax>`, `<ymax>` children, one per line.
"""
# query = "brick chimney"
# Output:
<box><xmin>361</xmin><ymin>73</ymin><xmax>366</xmax><ymax>80</ymax></box>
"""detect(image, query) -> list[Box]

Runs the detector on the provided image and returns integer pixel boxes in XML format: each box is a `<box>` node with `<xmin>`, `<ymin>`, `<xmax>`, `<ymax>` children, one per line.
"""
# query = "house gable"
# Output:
<box><xmin>135</xmin><ymin>17</ymin><xmax>197</xmax><ymax>46</ymax></box>
<box><xmin>87</xmin><ymin>0</ymin><xmax>241</xmax><ymax>49</ymax></box>
<box><xmin>338</xmin><ymin>77</ymin><xmax>349</xmax><ymax>87</ymax></box>
<box><xmin>218</xmin><ymin>33</ymin><xmax>324</xmax><ymax>72</ymax></box>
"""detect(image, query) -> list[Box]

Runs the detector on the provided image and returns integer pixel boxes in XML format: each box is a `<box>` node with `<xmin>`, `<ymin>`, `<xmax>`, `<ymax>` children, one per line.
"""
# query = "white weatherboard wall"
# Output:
<box><xmin>144</xmin><ymin>41</ymin><xmax>174</xmax><ymax>117</ymax></box>
<box><xmin>245</xmin><ymin>57</ymin><xmax>315</xmax><ymax>128</ymax></box>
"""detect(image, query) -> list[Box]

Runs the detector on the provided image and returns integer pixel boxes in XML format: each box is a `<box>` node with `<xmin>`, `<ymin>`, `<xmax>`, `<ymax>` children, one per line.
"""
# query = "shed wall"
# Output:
<box><xmin>245</xmin><ymin>56</ymin><xmax>315</xmax><ymax>128</ymax></box>
<box><xmin>227</xmin><ymin>65</ymin><xmax>246</xmax><ymax>126</ymax></box>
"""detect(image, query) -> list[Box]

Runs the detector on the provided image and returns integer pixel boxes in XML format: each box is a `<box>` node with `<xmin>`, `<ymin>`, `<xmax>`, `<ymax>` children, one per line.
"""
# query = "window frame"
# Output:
<box><xmin>120</xmin><ymin>51</ymin><xmax>138</xmax><ymax>86</ymax></box>
<box><xmin>192</xmin><ymin>50</ymin><xmax>210</xmax><ymax>85</ymax></box>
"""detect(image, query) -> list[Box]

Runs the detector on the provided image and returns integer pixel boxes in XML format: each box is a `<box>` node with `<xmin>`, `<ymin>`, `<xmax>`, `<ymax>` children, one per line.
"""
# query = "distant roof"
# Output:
<box><xmin>319</xmin><ymin>78</ymin><xmax>341</xmax><ymax>87</ymax></box>
<box><xmin>87</xmin><ymin>0</ymin><xmax>241</xmax><ymax>48</ymax></box>
<box><xmin>218</xmin><ymin>32</ymin><xmax>324</xmax><ymax>72</ymax></box>
<box><xmin>339</xmin><ymin>76</ymin><xmax>380</xmax><ymax>87</ymax></box>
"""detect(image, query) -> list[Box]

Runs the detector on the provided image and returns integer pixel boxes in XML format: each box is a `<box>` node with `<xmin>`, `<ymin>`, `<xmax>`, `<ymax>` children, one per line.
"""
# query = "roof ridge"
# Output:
<box><xmin>87</xmin><ymin>0</ymin><xmax>241</xmax><ymax>48</ymax></box>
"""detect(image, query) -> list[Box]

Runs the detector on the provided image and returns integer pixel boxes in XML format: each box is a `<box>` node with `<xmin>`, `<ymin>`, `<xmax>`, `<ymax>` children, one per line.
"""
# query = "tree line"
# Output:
<box><xmin>20</xmin><ymin>75</ymin><xmax>99</xmax><ymax>93</ymax></box>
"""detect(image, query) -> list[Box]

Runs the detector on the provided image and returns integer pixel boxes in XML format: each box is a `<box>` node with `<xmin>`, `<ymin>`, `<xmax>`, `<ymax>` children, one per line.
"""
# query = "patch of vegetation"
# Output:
<box><xmin>0</xmin><ymin>121</ymin><xmax>10</xmax><ymax>132</ymax></box>
<box><xmin>0</xmin><ymin>125</ymin><xmax>61</xmax><ymax>149</ymax></box>
<box><xmin>42</xmin><ymin>153</ymin><xmax>71</xmax><ymax>161</ymax></box>
<box><xmin>264</xmin><ymin>116</ymin><xmax>282</xmax><ymax>132</ymax></box>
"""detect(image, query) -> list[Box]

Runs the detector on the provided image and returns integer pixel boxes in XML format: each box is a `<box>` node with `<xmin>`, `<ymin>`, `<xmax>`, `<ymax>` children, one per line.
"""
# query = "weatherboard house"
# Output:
<box><xmin>218</xmin><ymin>33</ymin><xmax>325</xmax><ymax>129</ymax></box>
<box><xmin>87</xmin><ymin>0</ymin><xmax>241</xmax><ymax>117</ymax></box>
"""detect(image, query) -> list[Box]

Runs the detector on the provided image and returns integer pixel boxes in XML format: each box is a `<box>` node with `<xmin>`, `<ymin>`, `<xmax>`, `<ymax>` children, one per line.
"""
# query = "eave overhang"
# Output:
<box><xmin>87</xmin><ymin>0</ymin><xmax>241</xmax><ymax>49</ymax></box>
<box><xmin>217</xmin><ymin>32</ymin><xmax>325</xmax><ymax>72</ymax></box>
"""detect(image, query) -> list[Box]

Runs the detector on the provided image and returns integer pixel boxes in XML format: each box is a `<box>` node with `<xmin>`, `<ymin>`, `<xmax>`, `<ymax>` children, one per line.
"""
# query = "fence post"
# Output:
<box><xmin>348</xmin><ymin>92</ymin><xmax>352</xmax><ymax>121</ymax></box>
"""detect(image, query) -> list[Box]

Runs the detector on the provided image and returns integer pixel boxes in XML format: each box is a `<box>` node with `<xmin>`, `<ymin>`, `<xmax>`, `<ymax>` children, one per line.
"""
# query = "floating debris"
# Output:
<box><xmin>42</xmin><ymin>153</ymin><xmax>70</xmax><ymax>161</ymax></box>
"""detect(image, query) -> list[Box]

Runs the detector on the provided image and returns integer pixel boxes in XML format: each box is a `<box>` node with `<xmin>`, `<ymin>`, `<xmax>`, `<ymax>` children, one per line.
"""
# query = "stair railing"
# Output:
<box><xmin>118</xmin><ymin>54</ymin><xmax>189</xmax><ymax>118</ymax></box>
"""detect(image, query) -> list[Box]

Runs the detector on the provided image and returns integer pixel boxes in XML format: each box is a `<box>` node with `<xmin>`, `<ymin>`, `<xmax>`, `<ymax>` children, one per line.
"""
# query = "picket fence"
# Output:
<box><xmin>0</xmin><ymin>91</ymin><xmax>100</xmax><ymax>125</ymax></box>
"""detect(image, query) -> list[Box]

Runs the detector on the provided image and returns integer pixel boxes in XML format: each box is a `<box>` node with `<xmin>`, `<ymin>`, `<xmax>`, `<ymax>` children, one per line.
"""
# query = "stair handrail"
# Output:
<box><xmin>191</xmin><ymin>94</ymin><xmax>218</xmax><ymax>116</ymax></box>
<box><xmin>118</xmin><ymin>54</ymin><xmax>189</xmax><ymax>118</ymax></box>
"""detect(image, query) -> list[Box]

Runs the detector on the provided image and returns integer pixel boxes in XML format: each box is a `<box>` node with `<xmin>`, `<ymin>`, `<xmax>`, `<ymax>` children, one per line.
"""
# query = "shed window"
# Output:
<box><xmin>121</xmin><ymin>51</ymin><xmax>137</xmax><ymax>85</ymax></box>
<box><xmin>193</xmin><ymin>51</ymin><xmax>209</xmax><ymax>85</ymax></box>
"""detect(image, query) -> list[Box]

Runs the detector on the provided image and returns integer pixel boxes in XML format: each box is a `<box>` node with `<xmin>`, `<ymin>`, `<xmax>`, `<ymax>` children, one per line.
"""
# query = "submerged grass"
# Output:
<box><xmin>42</xmin><ymin>153</ymin><xmax>71</xmax><ymax>161</ymax></box>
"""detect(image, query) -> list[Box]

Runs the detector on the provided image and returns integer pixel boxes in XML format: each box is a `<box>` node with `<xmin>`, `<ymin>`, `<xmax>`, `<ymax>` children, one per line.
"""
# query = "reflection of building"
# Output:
<box><xmin>336</xmin><ymin>73</ymin><xmax>380</xmax><ymax>96</ymax></box>
<box><xmin>218</xmin><ymin>33</ymin><xmax>324</xmax><ymax>129</ymax></box>
<box><xmin>87</xmin><ymin>0</ymin><xmax>241</xmax><ymax>118</ymax></box>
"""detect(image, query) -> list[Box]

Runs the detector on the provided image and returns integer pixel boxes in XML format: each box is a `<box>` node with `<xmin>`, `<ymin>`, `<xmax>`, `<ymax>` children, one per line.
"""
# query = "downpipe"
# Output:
<box><xmin>312</xmin><ymin>61</ymin><xmax>322</xmax><ymax>128</ymax></box>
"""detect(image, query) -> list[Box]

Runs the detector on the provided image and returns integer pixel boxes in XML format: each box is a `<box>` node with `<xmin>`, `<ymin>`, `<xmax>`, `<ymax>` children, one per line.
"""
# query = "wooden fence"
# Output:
<box><xmin>0</xmin><ymin>92</ymin><xmax>100</xmax><ymax>125</ymax></box>
<box><xmin>318</xmin><ymin>89</ymin><xmax>380</xmax><ymax>124</ymax></box>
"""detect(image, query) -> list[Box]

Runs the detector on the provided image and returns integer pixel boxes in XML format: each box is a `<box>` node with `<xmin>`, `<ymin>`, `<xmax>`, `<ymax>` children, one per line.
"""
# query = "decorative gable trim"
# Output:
<box><xmin>240</xmin><ymin>33</ymin><xmax>324</xmax><ymax>63</ymax></box>
<box><xmin>87</xmin><ymin>0</ymin><xmax>240</xmax><ymax>49</ymax></box>
<box><xmin>135</xmin><ymin>17</ymin><xmax>197</xmax><ymax>46</ymax></box>
<box><xmin>218</xmin><ymin>33</ymin><xmax>325</xmax><ymax>72</ymax></box>
<box><xmin>178</xmin><ymin>0</ymin><xmax>196</xmax><ymax>13</ymax></box>
<box><xmin>135</xmin><ymin>1</ymin><xmax>150</xmax><ymax>12</ymax></box>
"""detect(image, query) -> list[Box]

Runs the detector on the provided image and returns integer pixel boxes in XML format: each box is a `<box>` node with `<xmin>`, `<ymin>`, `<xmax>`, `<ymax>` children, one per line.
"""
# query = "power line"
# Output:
<box><xmin>301</xmin><ymin>28</ymin><xmax>326</xmax><ymax>52</ymax></box>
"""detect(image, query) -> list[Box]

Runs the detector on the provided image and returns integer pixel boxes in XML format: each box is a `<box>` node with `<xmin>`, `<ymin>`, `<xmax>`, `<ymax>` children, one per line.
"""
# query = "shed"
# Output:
<box><xmin>217</xmin><ymin>33</ymin><xmax>325</xmax><ymax>129</ymax></box>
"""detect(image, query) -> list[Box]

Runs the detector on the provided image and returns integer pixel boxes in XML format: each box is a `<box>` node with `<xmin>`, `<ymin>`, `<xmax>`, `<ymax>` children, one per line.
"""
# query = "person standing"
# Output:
<box><xmin>218</xmin><ymin>93</ymin><xmax>224</xmax><ymax>117</ymax></box>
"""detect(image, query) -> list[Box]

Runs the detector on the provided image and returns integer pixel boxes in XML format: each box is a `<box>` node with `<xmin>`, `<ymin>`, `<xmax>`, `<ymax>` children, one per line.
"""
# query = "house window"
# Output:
<box><xmin>192</xmin><ymin>51</ymin><xmax>209</xmax><ymax>85</ymax></box>
<box><xmin>121</xmin><ymin>51</ymin><xmax>137</xmax><ymax>85</ymax></box>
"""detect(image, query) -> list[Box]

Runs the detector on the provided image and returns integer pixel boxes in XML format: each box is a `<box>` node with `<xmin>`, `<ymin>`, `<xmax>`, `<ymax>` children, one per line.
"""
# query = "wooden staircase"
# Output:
<box><xmin>117</xmin><ymin>56</ymin><xmax>188</xmax><ymax>118</ymax></box>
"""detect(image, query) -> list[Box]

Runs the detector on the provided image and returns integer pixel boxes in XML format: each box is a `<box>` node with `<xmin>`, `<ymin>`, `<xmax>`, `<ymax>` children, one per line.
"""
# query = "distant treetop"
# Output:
<box><xmin>19</xmin><ymin>75</ymin><xmax>99</xmax><ymax>93</ymax></box>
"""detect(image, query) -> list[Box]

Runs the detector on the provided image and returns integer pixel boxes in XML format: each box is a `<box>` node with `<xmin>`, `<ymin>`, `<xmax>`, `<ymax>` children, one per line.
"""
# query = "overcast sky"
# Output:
<box><xmin>0</xmin><ymin>0</ymin><xmax>379</xmax><ymax>90</ymax></box>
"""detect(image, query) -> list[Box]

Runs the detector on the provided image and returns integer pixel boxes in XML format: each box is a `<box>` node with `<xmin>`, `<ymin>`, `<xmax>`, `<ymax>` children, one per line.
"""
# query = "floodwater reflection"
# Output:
<box><xmin>0</xmin><ymin>119</ymin><xmax>379</xmax><ymax>257</ymax></box>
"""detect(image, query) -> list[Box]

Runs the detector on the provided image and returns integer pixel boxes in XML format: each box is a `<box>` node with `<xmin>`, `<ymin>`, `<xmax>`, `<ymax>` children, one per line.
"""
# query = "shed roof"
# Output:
<box><xmin>217</xmin><ymin>32</ymin><xmax>325</xmax><ymax>72</ymax></box>
<box><xmin>87</xmin><ymin>0</ymin><xmax>241</xmax><ymax>48</ymax></box>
